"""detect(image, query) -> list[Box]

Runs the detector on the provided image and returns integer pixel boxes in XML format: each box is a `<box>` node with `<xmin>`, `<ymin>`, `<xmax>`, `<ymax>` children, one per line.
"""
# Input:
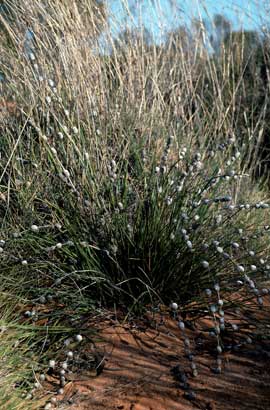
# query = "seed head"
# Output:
<box><xmin>166</xmin><ymin>197</ymin><xmax>173</xmax><ymax>206</ymax></box>
<box><xmin>61</xmin><ymin>362</ymin><xmax>68</xmax><ymax>370</ymax></box>
<box><xmin>184</xmin><ymin>338</ymin><xmax>190</xmax><ymax>347</ymax></box>
<box><xmin>63</xmin><ymin>169</ymin><xmax>70</xmax><ymax>178</ymax></box>
<box><xmin>178</xmin><ymin>321</ymin><xmax>185</xmax><ymax>330</ymax></box>
<box><xmin>170</xmin><ymin>302</ymin><xmax>178</xmax><ymax>310</ymax></box>
<box><xmin>186</xmin><ymin>241</ymin><xmax>193</xmax><ymax>249</ymax></box>
<box><xmin>29</xmin><ymin>52</ymin><xmax>35</xmax><ymax>61</ymax></box>
<box><xmin>257</xmin><ymin>297</ymin><xmax>263</xmax><ymax>305</ymax></box>
<box><xmin>201</xmin><ymin>260</ymin><xmax>209</xmax><ymax>269</ymax></box>
<box><xmin>75</xmin><ymin>334</ymin><xmax>83</xmax><ymax>343</ymax></box>
<box><xmin>210</xmin><ymin>305</ymin><xmax>217</xmax><ymax>313</ymax></box>
<box><xmin>49</xmin><ymin>360</ymin><xmax>56</xmax><ymax>368</ymax></box>
<box><xmin>205</xmin><ymin>289</ymin><xmax>212</xmax><ymax>297</ymax></box>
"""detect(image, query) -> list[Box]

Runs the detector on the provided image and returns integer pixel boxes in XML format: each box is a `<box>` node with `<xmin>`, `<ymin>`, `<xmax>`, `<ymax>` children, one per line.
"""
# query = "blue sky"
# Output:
<box><xmin>108</xmin><ymin>0</ymin><xmax>264</xmax><ymax>43</ymax></box>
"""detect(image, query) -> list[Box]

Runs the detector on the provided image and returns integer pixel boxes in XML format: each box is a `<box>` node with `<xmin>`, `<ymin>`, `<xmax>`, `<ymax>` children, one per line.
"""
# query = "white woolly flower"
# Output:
<box><xmin>202</xmin><ymin>260</ymin><xmax>209</xmax><ymax>269</ymax></box>
<box><xmin>210</xmin><ymin>305</ymin><xmax>217</xmax><ymax>313</ymax></box>
<box><xmin>49</xmin><ymin>360</ymin><xmax>56</xmax><ymax>368</ymax></box>
<box><xmin>178</xmin><ymin>321</ymin><xmax>185</xmax><ymax>330</ymax></box>
<box><xmin>29</xmin><ymin>52</ymin><xmax>35</xmax><ymax>61</ymax></box>
<box><xmin>63</xmin><ymin>169</ymin><xmax>70</xmax><ymax>178</ymax></box>
<box><xmin>62</xmin><ymin>362</ymin><xmax>68</xmax><ymax>370</ymax></box>
<box><xmin>41</xmin><ymin>134</ymin><xmax>48</xmax><ymax>142</ymax></box>
<box><xmin>217</xmin><ymin>346</ymin><xmax>222</xmax><ymax>354</ymax></box>
<box><xmin>170</xmin><ymin>302</ymin><xmax>178</xmax><ymax>310</ymax></box>
<box><xmin>67</xmin><ymin>351</ymin><xmax>73</xmax><ymax>359</ymax></box>
<box><xmin>75</xmin><ymin>334</ymin><xmax>83</xmax><ymax>343</ymax></box>
<box><xmin>186</xmin><ymin>240</ymin><xmax>193</xmax><ymax>249</ymax></box>
<box><xmin>166</xmin><ymin>197</ymin><xmax>173</xmax><ymax>206</ymax></box>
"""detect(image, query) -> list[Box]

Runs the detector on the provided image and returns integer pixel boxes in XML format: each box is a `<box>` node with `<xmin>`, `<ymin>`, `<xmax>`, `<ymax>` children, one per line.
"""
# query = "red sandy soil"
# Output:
<box><xmin>50</xmin><ymin>308</ymin><xmax>270</xmax><ymax>410</ymax></box>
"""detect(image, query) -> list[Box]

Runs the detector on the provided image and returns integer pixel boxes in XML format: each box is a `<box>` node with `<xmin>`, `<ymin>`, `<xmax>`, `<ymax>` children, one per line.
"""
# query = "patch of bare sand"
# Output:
<box><xmin>55</xmin><ymin>310</ymin><xmax>270</xmax><ymax>410</ymax></box>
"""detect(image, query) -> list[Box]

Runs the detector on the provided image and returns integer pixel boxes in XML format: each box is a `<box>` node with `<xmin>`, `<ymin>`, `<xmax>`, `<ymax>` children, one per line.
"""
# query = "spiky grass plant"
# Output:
<box><xmin>1</xmin><ymin>118</ymin><xmax>269</xmax><ymax>309</ymax></box>
<box><xmin>0</xmin><ymin>1</ymin><xmax>270</xmax><ymax>406</ymax></box>
<box><xmin>0</xmin><ymin>0</ymin><xmax>269</xmax><ymax>306</ymax></box>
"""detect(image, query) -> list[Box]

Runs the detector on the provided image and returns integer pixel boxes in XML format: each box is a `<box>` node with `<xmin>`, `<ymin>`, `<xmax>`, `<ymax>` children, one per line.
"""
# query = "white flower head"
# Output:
<box><xmin>75</xmin><ymin>334</ymin><xmax>83</xmax><ymax>343</ymax></box>
<box><xmin>49</xmin><ymin>360</ymin><xmax>56</xmax><ymax>368</ymax></box>
<box><xmin>202</xmin><ymin>260</ymin><xmax>209</xmax><ymax>269</ymax></box>
<box><xmin>170</xmin><ymin>302</ymin><xmax>178</xmax><ymax>310</ymax></box>
<box><xmin>63</xmin><ymin>169</ymin><xmax>70</xmax><ymax>178</ymax></box>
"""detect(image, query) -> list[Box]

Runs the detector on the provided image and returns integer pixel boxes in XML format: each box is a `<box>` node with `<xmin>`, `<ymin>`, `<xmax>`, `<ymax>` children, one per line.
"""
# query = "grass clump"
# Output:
<box><xmin>0</xmin><ymin>0</ymin><xmax>270</xmax><ymax>407</ymax></box>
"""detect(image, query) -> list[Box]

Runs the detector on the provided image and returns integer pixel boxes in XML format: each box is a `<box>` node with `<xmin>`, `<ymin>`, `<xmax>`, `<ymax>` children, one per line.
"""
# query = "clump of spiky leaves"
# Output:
<box><xmin>0</xmin><ymin>0</ymin><xmax>270</xmax><ymax>311</ymax></box>
<box><xmin>1</xmin><ymin>115</ymin><xmax>269</xmax><ymax>310</ymax></box>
